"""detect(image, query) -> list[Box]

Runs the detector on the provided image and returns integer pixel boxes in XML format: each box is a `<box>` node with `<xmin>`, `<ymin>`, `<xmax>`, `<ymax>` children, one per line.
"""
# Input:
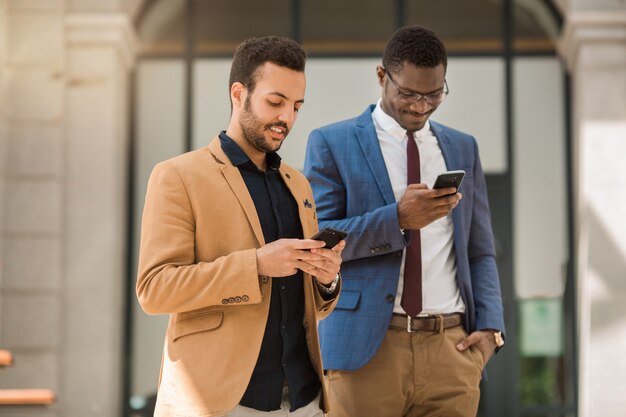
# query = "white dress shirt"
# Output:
<box><xmin>372</xmin><ymin>101</ymin><xmax>465</xmax><ymax>315</ymax></box>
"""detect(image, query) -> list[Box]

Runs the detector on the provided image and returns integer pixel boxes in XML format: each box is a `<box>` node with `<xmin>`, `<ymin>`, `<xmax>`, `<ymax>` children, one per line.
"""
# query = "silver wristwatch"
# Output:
<box><xmin>317</xmin><ymin>274</ymin><xmax>339</xmax><ymax>294</ymax></box>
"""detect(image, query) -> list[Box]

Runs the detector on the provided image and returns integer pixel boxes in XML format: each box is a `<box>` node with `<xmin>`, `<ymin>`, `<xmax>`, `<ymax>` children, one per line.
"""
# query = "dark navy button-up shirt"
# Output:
<box><xmin>219</xmin><ymin>132</ymin><xmax>320</xmax><ymax>412</ymax></box>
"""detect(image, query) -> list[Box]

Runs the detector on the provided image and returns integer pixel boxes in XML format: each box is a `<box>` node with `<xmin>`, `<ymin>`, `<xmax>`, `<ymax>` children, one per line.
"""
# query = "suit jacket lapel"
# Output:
<box><xmin>431</xmin><ymin>121</ymin><xmax>457</xmax><ymax>170</ymax></box>
<box><xmin>279</xmin><ymin>168</ymin><xmax>315</xmax><ymax>239</ymax></box>
<box><xmin>208</xmin><ymin>138</ymin><xmax>265</xmax><ymax>246</ymax></box>
<box><xmin>355</xmin><ymin>106</ymin><xmax>396</xmax><ymax>205</ymax></box>
<box><xmin>430</xmin><ymin>121</ymin><xmax>465</xmax><ymax>256</ymax></box>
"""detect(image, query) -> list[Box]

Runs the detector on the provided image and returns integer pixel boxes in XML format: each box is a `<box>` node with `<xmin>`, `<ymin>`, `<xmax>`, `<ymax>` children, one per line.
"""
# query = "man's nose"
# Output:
<box><xmin>278</xmin><ymin>108</ymin><xmax>297</xmax><ymax>125</ymax></box>
<box><xmin>408</xmin><ymin>98</ymin><xmax>432</xmax><ymax>113</ymax></box>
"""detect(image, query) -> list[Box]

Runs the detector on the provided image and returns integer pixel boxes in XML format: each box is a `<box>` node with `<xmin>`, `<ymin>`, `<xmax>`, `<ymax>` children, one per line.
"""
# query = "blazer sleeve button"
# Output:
<box><xmin>222</xmin><ymin>299</ymin><xmax>229</xmax><ymax>305</ymax></box>
<box><xmin>228</xmin><ymin>297</ymin><xmax>235</xmax><ymax>303</ymax></box>
<box><xmin>242</xmin><ymin>295</ymin><xmax>249</xmax><ymax>302</ymax></box>
<box><xmin>235</xmin><ymin>296</ymin><xmax>242</xmax><ymax>303</ymax></box>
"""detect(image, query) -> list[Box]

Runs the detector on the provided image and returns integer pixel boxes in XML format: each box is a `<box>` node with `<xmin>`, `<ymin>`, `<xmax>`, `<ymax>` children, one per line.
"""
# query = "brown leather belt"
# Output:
<box><xmin>390</xmin><ymin>313</ymin><xmax>464</xmax><ymax>333</ymax></box>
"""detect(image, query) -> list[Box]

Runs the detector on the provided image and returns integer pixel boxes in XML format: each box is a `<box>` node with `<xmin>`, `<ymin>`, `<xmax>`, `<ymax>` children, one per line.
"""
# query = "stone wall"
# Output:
<box><xmin>0</xmin><ymin>2</ymin><xmax>66</xmax><ymax>416</ymax></box>
<box><xmin>559</xmin><ymin>5</ymin><xmax>626</xmax><ymax>417</ymax></box>
<box><xmin>0</xmin><ymin>1</ymin><xmax>137</xmax><ymax>416</ymax></box>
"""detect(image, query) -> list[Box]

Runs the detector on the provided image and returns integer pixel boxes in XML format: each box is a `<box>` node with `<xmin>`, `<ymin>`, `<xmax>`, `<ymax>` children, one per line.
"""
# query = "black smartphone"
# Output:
<box><xmin>433</xmin><ymin>170</ymin><xmax>466</xmax><ymax>192</ymax></box>
<box><xmin>310</xmin><ymin>227</ymin><xmax>348</xmax><ymax>248</ymax></box>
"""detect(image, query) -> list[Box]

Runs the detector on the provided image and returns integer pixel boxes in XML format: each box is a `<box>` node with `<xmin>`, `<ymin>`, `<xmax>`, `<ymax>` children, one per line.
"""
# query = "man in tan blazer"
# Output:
<box><xmin>137</xmin><ymin>36</ymin><xmax>344</xmax><ymax>417</ymax></box>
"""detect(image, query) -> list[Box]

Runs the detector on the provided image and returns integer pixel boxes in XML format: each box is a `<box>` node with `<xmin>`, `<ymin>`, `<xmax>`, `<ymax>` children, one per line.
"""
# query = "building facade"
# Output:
<box><xmin>0</xmin><ymin>0</ymin><xmax>625</xmax><ymax>416</ymax></box>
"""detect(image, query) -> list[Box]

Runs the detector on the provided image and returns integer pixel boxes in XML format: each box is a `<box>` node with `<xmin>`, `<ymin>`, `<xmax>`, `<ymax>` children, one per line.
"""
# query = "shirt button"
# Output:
<box><xmin>282</xmin><ymin>363</ymin><xmax>286</xmax><ymax>368</ymax></box>
<box><xmin>386</xmin><ymin>294</ymin><xmax>394</xmax><ymax>303</ymax></box>
<box><xmin>281</xmin><ymin>285</ymin><xmax>286</xmax><ymax>290</ymax></box>
<box><xmin>281</xmin><ymin>325</ymin><xmax>286</xmax><ymax>330</ymax></box>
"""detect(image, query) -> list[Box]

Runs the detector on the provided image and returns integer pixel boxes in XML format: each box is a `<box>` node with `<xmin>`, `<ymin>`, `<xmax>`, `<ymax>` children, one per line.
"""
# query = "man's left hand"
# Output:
<box><xmin>303</xmin><ymin>240</ymin><xmax>345</xmax><ymax>285</ymax></box>
<box><xmin>455</xmin><ymin>330</ymin><xmax>497</xmax><ymax>364</ymax></box>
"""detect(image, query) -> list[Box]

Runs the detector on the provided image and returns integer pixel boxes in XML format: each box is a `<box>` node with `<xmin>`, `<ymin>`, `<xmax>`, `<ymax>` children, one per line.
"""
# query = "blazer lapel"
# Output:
<box><xmin>355</xmin><ymin>106</ymin><xmax>396</xmax><ymax>205</ymax></box>
<box><xmin>431</xmin><ymin>121</ymin><xmax>458</xmax><ymax>171</ymax></box>
<box><xmin>430</xmin><ymin>121</ymin><xmax>466</xmax><ymax>258</ymax></box>
<box><xmin>208</xmin><ymin>138</ymin><xmax>265</xmax><ymax>246</ymax></box>
<box><xmin>431</xmin><ymin>122</ymin><xmax>465</xmax><ymax>199</ymax></box>
<box><xmin>279</xmin><ymin>168</ymin><xmax>316</xmax><ymax>239</ymax></box>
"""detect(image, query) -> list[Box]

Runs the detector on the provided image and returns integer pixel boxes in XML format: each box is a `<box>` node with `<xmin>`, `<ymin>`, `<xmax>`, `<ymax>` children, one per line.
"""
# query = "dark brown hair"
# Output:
<box><xmin>229</xmin><ymin>36</ymin><xmax>306</xmax><ymax>94</ymax></box>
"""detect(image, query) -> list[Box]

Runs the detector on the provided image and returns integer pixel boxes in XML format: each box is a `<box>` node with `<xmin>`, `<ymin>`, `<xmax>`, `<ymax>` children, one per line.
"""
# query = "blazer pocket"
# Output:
<box><xmin>335</xmin><ymin>290</ymin><xmax>361</xmax><ymax>310</ymax></box>
<box><xmin>172</xmin><ymin>310</ymin><xmax>224</xmax><ymax>341</ymax></box>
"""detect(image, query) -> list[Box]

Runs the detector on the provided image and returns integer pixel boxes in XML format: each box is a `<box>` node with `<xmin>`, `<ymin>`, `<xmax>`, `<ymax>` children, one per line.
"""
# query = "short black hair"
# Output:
<box><xmin>229</xmin><ymin>36</ymin><xmax>306</xmax><ymax>94</ymax></box>
<box><xmin>382</xmin><ymin>25</ymin><xmax>447</xmax><ymax>74</ymax></box>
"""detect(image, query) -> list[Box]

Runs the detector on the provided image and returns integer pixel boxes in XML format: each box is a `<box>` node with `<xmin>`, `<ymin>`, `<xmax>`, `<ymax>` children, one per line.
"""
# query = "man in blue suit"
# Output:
<box><xmin>303</xmin><ymin>26</ymin><xmax>505</xmax><ymax>417</ymax></box>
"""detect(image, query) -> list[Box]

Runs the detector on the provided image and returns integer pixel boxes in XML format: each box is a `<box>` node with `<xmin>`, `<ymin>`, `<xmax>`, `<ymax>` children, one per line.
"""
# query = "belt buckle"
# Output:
<box><xmin>406</xmin><ymin>314</ymin><xmax>430</xmax><ymax>332</ymax></box>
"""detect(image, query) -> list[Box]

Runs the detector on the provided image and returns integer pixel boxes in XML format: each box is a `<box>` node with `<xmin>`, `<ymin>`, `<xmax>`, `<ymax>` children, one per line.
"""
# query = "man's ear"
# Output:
<box><xmin>230</xmin><ymin>82</ymin><xmax>246</xmax><ymax>110</ymax></box>
<box><xmin>376</xmin><ymin>65</ymin><xmax>386</xmax><ymax>87</ymax></box>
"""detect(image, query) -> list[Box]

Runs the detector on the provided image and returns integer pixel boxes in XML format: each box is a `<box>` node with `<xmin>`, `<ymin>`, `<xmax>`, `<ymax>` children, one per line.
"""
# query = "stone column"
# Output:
<box><xmin>62</xmin><ymin>12</ymin><xmax>137</xmax><ymax>417</ymax></box>
<box><xmin>0</xmin><ymin>1</ymin><xmax>138</xmax><ymax>416</ymax></box>
<box><xmin>0</xmin><ymin>0</ymin><xmax>5</xmax><ymax>328</ymax></box>
<box><xmin>0</xmin><ymin>2</ymin><xmax>66</xmax><ymax>417</ymax></box>
<box><xmin>559</xmin><ymin>8</ymin><xmax>626</xmax><ymax>417</ymax></box>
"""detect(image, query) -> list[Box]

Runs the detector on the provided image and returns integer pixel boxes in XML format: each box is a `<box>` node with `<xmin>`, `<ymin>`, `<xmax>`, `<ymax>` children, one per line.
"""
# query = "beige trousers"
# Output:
<box><xmin>222</xmin><ymin>389</ymin><xmax>324</xmax><ymax>417</ymax></box>
<box><xmin>326</xmin><ymin>326</ymin><xmax>484</xmax><ymax>417</ymax></box>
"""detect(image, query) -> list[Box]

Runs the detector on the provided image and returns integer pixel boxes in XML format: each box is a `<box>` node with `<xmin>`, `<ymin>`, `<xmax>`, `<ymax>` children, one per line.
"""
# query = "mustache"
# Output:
<box><xmin>265</xmin><ymin>122</ymin><xmax>289</xmax><ymax>134</ymax></box>
<box><xmin>405</xmin><ymin>109</ymin><xmax>432</xmax><ymax>117</ymax></box>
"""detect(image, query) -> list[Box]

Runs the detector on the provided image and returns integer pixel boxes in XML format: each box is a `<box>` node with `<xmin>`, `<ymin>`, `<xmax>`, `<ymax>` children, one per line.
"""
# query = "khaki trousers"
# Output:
<box><xmin>326</xmin><ymin>326</ymin><xmax>484</xmax><ymax>417</ymax></box>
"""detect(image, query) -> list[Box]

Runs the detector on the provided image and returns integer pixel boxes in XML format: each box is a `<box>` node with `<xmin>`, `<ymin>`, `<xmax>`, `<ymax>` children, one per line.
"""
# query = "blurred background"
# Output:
<box><xmin>0</xmin><ymin>1</ymin><xmax>625</xmax><ymax>416</ymax></box>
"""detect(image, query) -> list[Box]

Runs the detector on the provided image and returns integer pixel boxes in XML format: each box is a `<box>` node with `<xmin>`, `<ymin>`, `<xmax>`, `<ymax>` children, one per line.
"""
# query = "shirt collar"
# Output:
<box><xmin>372</xmin><ymin>99</ymin><xmax>431</xmax><ymax>143</ymax></box>
<box><xmin>219</xmin><ymin>131</ymin><xmax>282</xmax><ymax>171</ymax></box>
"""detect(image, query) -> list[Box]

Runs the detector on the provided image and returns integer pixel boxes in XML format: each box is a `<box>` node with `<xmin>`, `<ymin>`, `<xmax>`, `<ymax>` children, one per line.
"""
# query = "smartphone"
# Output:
<box><xmin>433</xmin><ymin>170</ymin><xmax>465</xmax><ymax>193</ymax></box>
<box><xmin>310</xmin><ymin>227</ymin><xmax>348</xmax><ymax>249</ymax></box>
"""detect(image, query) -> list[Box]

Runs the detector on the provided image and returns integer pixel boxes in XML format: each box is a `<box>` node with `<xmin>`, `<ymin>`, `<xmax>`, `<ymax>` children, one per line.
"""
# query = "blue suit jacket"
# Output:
<box><xmin>303</xmin><ymin>105</ymin><xmax>505</xmax><ymax>371</ymax></box>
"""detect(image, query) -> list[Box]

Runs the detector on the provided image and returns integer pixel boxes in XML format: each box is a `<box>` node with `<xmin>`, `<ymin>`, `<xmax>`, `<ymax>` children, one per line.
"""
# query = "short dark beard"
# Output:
<box><xmin>239</xmin><ymin>96</ymin><xmax>288</xmax><ymax>154</ymax></box>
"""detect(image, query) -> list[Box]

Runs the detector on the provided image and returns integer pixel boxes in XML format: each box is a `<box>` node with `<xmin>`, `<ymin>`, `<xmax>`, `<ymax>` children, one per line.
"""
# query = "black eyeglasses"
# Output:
<box><xmin>384</xmin><ymin>69</ymin><xmax>449</xmax><ymax>105</ymax></box>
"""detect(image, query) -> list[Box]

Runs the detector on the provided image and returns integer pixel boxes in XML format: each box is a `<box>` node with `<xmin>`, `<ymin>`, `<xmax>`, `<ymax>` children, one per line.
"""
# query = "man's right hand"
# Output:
<box><xmin>256</xmin><ymin>238</ymin><xmax>327</xmax><ymax>278</ymax></box>
<box><xmin>397</xmin><ymin>183</ymin><xmax>462</xmax><ymax>230</ymax></box>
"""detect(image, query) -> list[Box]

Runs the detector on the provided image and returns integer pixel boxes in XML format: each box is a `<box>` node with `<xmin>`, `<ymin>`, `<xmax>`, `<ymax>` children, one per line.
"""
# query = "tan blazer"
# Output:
<box><xmin>137</xmin><ymin>138</ymin><xmax>338</xmax><ymax>417</ymax></box>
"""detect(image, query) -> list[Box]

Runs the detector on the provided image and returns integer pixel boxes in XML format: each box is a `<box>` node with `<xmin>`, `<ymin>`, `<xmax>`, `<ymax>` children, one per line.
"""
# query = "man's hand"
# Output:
<box><xmin>256</xmin><ymin>238</ymin><xmax>327</xmax><ymax>278</ymax></box>
<box><xmin>456</xmin><ymin>330</ymin><xmax>497</xmax><ymax>364</ymax></box>
<box><xmin>305</xmin><ymin>240</ymin><xmax>346</xmax><ymax>285</ymax></box>
<box><xmin>256</xmin><ymin>238</ymin><xmax>345</xmax><ymax>282</ymax></box>
<box><xmin>397</xmin><ymin>184</ymin><xmax>462</xmax><ymax>230</ymax></box>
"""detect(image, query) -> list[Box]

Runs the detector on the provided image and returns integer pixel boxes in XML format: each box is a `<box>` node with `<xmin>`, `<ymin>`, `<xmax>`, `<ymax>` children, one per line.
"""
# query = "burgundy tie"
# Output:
<box><xmin>401</xmin><ymin>132</ymin><xmax>422</xmax><ymax>317</ymax></box>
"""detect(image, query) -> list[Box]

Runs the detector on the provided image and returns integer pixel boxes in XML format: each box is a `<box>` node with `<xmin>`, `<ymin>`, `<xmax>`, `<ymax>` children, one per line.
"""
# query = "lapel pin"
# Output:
<box><xmin>304</xmin><ymin>199</ymin><xmax>312</xmax><ymax>208</ymax></box>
